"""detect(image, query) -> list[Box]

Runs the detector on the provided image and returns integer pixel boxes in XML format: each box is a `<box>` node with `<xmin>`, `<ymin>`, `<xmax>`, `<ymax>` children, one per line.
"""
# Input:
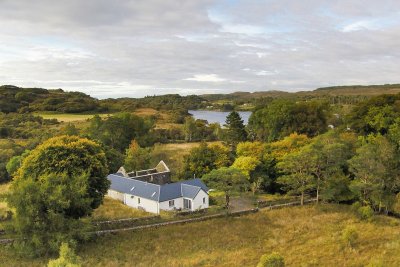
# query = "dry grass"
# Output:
<box><xmin>0</xmin><ymin>183</ymin><xmax>9</xmax><ymax>209</ymax></box>
<box><xmin>92</xmin><ymin>197</ymin><xmax>151</xmax><ymax>220</ymax></box>
<box><xmin>35</xmin><ymin>113</ymin><xmax>111</xmax><ymax>122</ymax></box>
<box><xmin>2</xmin><ymin>204</ymin><xmax>400</xmax><ymax>266</ymax></box>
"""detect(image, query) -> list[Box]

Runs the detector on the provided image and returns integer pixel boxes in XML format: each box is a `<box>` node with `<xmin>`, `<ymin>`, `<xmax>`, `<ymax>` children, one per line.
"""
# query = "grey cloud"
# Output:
<box><xmin>0</xmin><ymin>0</ymin><xmax>399</xmax><ymax>97</ymax></box>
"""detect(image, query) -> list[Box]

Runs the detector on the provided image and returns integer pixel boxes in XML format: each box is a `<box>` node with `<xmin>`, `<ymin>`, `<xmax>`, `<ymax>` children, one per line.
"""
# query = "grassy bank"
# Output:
<box><xmin>2</xmin><ymin>204</ymin><xmax>400</xmax><ymax>266</ymax></box>
<box><xmin>92</xmin><ymin>197</ymin><xmax>151</xmax><ymax>221</ymax></box>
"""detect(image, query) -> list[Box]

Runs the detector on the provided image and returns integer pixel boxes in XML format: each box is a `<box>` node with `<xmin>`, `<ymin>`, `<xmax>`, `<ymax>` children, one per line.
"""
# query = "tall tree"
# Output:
<box><xmin>277</xmin><ymin>149</ymin><xmax>315</xmax><ymax>205</ymax></box>
<box><xmin>248</xmin><ymin>99</ymin><xmax>328</xmax><ymax>142</ymax></box>
<box><xmin>202</xmin><ymin>167</ymin><xmax>249</xmax><ymax>208</ymax></box>
<box><xmin>306</xmin><ymin>131</ymin><xmax>354</xmax><ymax>203</ymax></box>
<box><xmin>183</xmin><ymin>116</ymin><xmax>197</xmax><ymax>142</ymax></box>
<box><xmin>183</xmin><ymin>142</ymin><xmax>231</xmax><ymax>178</ymax></box>
<box><xmin>7</xmin><ymin>136</ymin><xmax>109</xmax><ymax>255</ymax></box>
<box><xmin>224</xmin><ymin>111</ymin><xmax>247</xmax><ymax>147</ymax></box>
<box><xmin>348</xmin><ymin>135</ymin><xmax>400</xmax><ymax>212</ymax></box>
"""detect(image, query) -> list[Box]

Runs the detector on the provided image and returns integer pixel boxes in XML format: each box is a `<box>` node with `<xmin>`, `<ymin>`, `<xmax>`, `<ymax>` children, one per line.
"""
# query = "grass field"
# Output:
<box><xmin>35</xmin><ymin>112</ymin><xmax>112</xmax><ymax>122</ymax></box>
<box><xmin>2</xmin><ymin>204</ymin><xmax>400</xmax><ymax>266</ymax></box>
<box><xmin>36</xmin><ymin>108</ymin><xmax>180</xmax><ymax>130</ymax></box>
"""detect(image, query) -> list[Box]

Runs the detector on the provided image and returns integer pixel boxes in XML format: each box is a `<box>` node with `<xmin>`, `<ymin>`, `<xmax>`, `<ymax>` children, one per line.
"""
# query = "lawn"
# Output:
<box><xmin>2</xmin><ymin>204</ymin><xmax>400</xmax><ymax>266</ymax></box>
<box><xmin>92</xmin><ymin>197</ymin><xmax>151</xmax><ymax>221</ymax></box>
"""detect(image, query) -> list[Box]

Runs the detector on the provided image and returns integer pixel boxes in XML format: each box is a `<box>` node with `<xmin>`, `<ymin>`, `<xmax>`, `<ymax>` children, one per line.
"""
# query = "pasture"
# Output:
<box><xmin>1</xmin><ymin>204</ymin><xmax>400</xmax><ymax>266</ymax></box>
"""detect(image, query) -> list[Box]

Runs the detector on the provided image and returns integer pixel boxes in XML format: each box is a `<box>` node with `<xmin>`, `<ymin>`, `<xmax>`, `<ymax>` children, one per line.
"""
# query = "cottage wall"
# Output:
<box><xmin>108</xmin><ymin>189</ymin><xmax>124</xmax><ymax>202</ymax></box>
<box><xmin>124</xmin><ymin>193</ymin><xmax>159</xmax><ymax>214</ymax></box>
<box><xmin>159</xmin><ymin>197</ymin><xmax>184</xmax><ymax>211</ymax></box>
<box><xmin>191</xmin><ymin>190</ymin><xmax>209</xmax><ymax>211</ymax></box>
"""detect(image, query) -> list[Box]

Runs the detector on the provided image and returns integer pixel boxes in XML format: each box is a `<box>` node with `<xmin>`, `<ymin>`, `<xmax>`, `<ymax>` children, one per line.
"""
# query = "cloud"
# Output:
<box><xmin>184</xmin><ymin>74</ymin><xmax>226</xmax><ymax>82</ymax></box>
<box><xmin>0</xmin><ymin>0</ymin><xmax>399</xmax><ymax>97</ymax></box>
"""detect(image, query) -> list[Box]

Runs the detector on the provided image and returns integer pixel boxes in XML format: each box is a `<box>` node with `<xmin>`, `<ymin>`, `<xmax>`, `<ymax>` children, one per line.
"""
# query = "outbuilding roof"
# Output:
<box><xmin>107</xmin><ymin>174</ymin><xmax>208</xmax><ymax>202</ymax></box>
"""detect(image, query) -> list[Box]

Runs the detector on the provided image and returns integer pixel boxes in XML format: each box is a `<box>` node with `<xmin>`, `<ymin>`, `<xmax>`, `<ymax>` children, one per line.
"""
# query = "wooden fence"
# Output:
<box><xmin>0</xmin><ymin>198</ymin><xmax>316</xmax><ymax>244</ymax></box>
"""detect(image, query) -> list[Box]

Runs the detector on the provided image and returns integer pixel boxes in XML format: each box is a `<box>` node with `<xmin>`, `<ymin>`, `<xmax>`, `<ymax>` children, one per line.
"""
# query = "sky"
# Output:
<box><xmin>0</xmin><ymin>0</ymin><xmax>399</xmax><ymax>98</ymax></box>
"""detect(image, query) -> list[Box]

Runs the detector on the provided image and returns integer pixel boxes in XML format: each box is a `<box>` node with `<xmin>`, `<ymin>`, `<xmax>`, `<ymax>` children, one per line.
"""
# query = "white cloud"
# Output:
<box><xmin>184</xmin><ymin>74</ymin><xmax>226</xmax><ymax>82</ymax></box>
<box><xmin>342</xmin><ymin>20</ymin><xmax>374</xmax><ymax>32</ymax></box>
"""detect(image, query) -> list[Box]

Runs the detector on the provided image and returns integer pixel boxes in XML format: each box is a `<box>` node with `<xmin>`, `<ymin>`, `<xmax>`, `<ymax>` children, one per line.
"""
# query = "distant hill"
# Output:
<box><xmin>0</xmin><ymin>85</ymin><xmax>207</xmax><ymax>114</ymax></box>
<box><xmin>0</xmin><ymin>85</ymin><xmax>102</xmax><ymax>113</ymax></box>
<box><xmin>201</xmin><ymin>84</ymin><xmax>400</xmax><ymax>105</ymax></box>
<box><xmin>2</xmin><ymin>83</ymin><xmax>400</xmax><ymax>114</ymax></box>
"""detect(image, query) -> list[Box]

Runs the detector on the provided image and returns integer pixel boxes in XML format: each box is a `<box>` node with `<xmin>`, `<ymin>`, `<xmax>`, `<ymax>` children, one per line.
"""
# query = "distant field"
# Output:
<box><xmin>2</xmin><ymin>204</ymin><xmax>400</xmax><ymax>266</ymax></box>
<box><xmin>35</xmin><ymin>112</ymin><xmax>111</xmax><ymax>122</ymax></box>
<box><xmin>35</xmin><ymin>109</ymin><xmax>179</xmax><ymax>130</ymax></box>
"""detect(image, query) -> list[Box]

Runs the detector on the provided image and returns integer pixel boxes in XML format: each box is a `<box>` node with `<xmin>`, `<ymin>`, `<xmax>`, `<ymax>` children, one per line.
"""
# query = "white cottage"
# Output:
<box><xmin>107</xmin><ymin>173</ymin><xmax>209</xmax><ymax>214</ymax></box>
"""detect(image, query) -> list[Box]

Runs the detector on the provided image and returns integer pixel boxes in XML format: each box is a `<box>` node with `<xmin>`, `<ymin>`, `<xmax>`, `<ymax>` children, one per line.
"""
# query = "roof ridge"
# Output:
<box><xmin>108</xmin><ymin>174</ymin><xmax>161</xmax><ymax>188</ymax></box>
<box><xmin>181</xmin><ymin>183</ymin><xmax>201</xmax><ymax>189</ymax></box>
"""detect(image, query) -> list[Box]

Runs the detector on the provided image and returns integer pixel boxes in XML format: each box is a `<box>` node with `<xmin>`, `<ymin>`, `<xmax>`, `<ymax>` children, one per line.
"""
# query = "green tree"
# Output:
<box><xmin>202</xmin><ymin>167</ymin><xmax>249</xmax><ymax>208</ymax></box>
<box><xmin>249</xmin><ymin>99</ymin><xmax>328</xmax><ymax>142</ymax></box>
<box><xmin>6</xmin><ymin>150</ymin><xmax>30</xmax><ymax>177</ymax></box>
<box><xmin>306</xmin><ymin>131</ymin><xmax>355</xmax><ymax>203</ymax></box>
<box><xmin>124</xmin><ymin>140</ymin><xmax>151</xmax><ymax>171</ymax></box>
<box><xmin>257</xmin><ymin>252</ymin><xmax>285</xmax><ymax>267</ymax></box>
<box><xmin>348</xmin><ymin>135</ymin><xmax>399</xmax><ymax>212</ymax></box>
<box><xmin>183</xmin><ymin>142</ymin><xmax>231</xmax><ymax>178</ymax></box>
<box><xmin>277</xmin><ymin>149</ymin><xmax>315</xmax><ymax>205</ymax></box>
<box><xmin>224</xmin><ymin>111</ymin><xmax>247</xmax><ymax>147</ymax></box>
<box><xmin>183</xmin><ymin>116</ymin><xmax>197</xmax><ymax>142</ymax></box>
<box><xmin>47</xmin><ymin>242</ymin><xmax>81</xmax><ymax>267</ymax></box>
<box><xmin>60</xmin><ymin>123</ymin><xmax>79</xmax><ymax>136</ymax></box>
<box><xmin>85</xmin><ymin>113</ymin><xmax>154</xmax><ymax>151</ymax></box>
<box><xmin>7</xmin><ymin>136</ymin><xmax>109</xmax><ymax>255</ymax></box>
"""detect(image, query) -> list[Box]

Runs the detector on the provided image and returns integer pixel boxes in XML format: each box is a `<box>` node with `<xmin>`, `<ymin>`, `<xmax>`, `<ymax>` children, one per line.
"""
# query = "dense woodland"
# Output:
<box><xmin>2</xmin><ymin>84</ymin><xmax>400</xmax><ymax>262</ymax></box>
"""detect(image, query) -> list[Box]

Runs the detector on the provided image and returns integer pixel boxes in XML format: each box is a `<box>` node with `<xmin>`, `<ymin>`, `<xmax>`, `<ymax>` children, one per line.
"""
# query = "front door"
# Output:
<box><xmin>183</xmin><ymin>198</ymin><xmax>192</xmax><ymax>210</ymax></box>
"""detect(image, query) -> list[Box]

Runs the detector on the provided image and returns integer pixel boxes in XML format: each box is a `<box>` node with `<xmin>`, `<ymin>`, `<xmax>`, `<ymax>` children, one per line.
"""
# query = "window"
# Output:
<box><xmin>203</xmin><ymin>197</ymin><xmax>206</xmax><ymax>204</ymax></box>
<box><xmin>138</xmin><ymin>198</ymin><xmax>141</xmax><ymax>204</ymax></box>
<box><xmin>169</xmin><ymin>200</ymin><xmax>175</xmax><ymax>207</ymax></box>
<box><xmin>183</xmin><ymin>199</ymin><xmax>192</xmax><ymax>210</ymax></box>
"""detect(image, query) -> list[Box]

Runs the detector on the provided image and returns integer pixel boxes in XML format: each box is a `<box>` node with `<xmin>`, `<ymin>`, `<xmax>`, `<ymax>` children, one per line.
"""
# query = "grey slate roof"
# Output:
<box><xmin>107</xmin><ymin>174</ymin><xmax>209</xmax><ymax>202</ymax></box>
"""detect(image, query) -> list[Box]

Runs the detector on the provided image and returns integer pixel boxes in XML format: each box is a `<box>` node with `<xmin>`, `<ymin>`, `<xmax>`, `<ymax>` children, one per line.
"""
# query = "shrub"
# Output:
<box><xmin>47</xmin><ymin>242</ymin><xmax>81</xmax><ymax>267</ymax></box>
<box><xmin>257</xmin><ymin>252</ymin><xmax>285</xmax><ymax>267</ymax></box>
<box><xmin>342</xmin><ymin>226</ymin><xmax>358</xmax><ymax>248</ymax></box>
<box><xmin>358</xmin><ymin>206</ymin><xmax>374</xmax><ymax>221</ymax></box>
<box><xmin>351</xmin><ymin>201</ymin><xmax>361</xmax><ymax>212</ymax></box>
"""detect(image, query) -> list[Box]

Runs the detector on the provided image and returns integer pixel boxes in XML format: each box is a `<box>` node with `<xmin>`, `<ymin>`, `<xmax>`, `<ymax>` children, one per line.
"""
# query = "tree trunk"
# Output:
<box><xmin>225</xmin><ymin>194</ymin><xmax>230</xmax><ymax>209</ymax></box>
<box><xmin>301</xmin><ymin>192</ymin><xmax>304</xmax><ymax>206</ymax></box>
<box><xmin>316</xmin><ymin>182</ymin><xmax>320</xmax><ymax>204</ymax></box>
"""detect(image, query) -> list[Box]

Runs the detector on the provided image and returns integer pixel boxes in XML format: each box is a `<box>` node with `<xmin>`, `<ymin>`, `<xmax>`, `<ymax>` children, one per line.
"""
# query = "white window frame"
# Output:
<box><xmin>169</xmin><ymin>200</ymin><xmax>175</xmax><ymax>207</ymax></box>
